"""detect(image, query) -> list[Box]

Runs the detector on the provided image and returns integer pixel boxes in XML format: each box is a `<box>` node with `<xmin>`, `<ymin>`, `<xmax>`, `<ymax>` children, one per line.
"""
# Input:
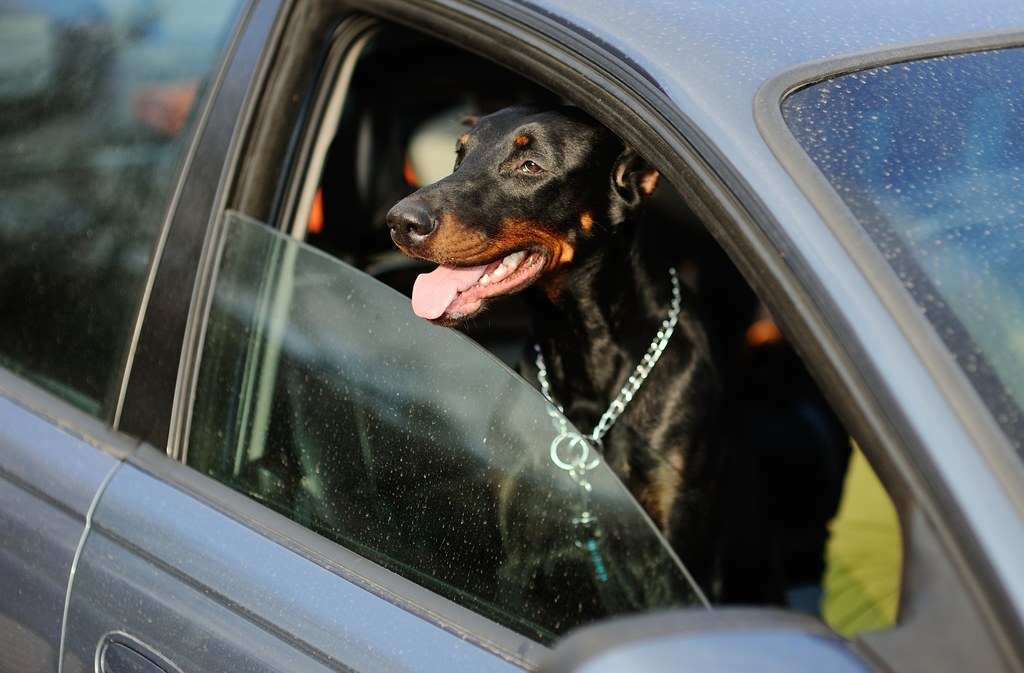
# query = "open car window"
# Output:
<box><xmin>185</xmin><ymin>212</ymin><xmax>703</xmax><ymax>642</ymax></box>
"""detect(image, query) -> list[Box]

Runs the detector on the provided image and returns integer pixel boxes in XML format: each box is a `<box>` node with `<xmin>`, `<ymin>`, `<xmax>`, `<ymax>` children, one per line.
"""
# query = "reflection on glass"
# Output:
<box><xmin>0</xmin><ymin>0</ymin><xmax>242</xmax><ymax>416</ymax></box>
<box><xmin>188</xmin><ymin>214</ymin><xmax>701</xmax><ymax>641</ymax></box>
<box><xmin>783</xmin><ymin>48</ymin><xmax>1024</xmax><ymax>453</ymax></box>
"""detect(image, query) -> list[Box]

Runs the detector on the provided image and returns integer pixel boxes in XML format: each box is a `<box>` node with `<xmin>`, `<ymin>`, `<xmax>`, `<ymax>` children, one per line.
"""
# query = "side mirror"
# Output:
<box><xmin>539</xmin><ymin>608</ymin><xmax>877</xmax><ymax>673</ymax></box>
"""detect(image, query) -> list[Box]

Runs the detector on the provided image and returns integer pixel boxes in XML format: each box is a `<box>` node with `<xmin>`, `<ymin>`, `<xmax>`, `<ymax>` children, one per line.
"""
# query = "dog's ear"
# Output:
<box><xmin>458</xmin><ymin>113</ymin><xmax>479</xmax><ymax>127</ymax></box>
<box><xmin>612</xmin><ymin>147</ymin><xmax>660</xmax><ymax>206</ymax></box>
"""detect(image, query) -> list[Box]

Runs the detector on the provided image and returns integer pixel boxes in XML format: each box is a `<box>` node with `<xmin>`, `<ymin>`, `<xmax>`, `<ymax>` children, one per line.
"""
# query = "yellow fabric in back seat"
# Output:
<box><xmin>822</xmin><ymin>443</ymin><xmax>902</xmax><ymax>637</ymax></box>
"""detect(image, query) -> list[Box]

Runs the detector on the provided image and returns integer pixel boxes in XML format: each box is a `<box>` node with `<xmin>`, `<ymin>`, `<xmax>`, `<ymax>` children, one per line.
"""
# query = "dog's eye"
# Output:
<box><xmin>519</xmin><ymin>160</ymin><xmax>543</xmax><ymax>174</ymax></box>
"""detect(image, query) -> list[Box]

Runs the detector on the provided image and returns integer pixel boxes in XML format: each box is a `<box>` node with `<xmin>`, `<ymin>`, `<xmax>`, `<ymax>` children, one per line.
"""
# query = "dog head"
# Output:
<box><xmin>387</xmin><ymin>106</ymin><xmax>659</xmax><ymax>325</ymax></box>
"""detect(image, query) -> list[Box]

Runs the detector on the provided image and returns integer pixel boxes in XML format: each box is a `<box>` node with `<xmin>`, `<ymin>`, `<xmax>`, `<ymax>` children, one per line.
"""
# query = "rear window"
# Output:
<box><xmin>782</xmin><ymin>48</ymin><xmax>1024</xmax><ymax>454</ymax></box>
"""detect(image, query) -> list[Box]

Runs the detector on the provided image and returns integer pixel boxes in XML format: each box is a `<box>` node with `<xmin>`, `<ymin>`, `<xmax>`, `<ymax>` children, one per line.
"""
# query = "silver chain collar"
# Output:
<box><xmin>534</xmin><ymin>267</ymin><xmax>682</xmax><ymax>446</ymax></box>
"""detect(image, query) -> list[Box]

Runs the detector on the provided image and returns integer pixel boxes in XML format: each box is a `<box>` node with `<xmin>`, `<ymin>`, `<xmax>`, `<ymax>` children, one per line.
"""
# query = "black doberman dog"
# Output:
<box><xmin>386</xmin><ymin>106</ymin><xmax>728</xmax><ymax>598</ymax></box>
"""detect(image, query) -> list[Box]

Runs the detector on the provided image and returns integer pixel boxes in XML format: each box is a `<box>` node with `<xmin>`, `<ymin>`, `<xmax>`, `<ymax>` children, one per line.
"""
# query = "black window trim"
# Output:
<box><xmin>273</xmin><ymin>15</ymin><xmax>381</xmax><ymax>240</ymax></box>
<box><xmin>117</xmin><ymin>0</ymin><xmax>287</xmax><ymax>449</ymax></box>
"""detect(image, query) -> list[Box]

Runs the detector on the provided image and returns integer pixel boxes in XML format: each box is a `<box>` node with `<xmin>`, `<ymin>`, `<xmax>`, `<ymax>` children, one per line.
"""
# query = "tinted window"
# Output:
<box><xmin>187</xmin><ymin>213</ymin><xmax>702</xmax><ymax>642</ymax></box>
<box><xmin>783</xmin><ymin>48</ymin><xmax>1024</xmax><ymax>453</ymax></box>
<box><xmin>0</xmin><ymin>0</ymin><xmax>241</xmax><ymax>417</ymax></box>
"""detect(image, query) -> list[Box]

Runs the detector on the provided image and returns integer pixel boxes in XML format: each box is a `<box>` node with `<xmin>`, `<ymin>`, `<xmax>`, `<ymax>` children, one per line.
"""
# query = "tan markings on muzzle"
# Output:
<box><xmin>414</xmin><ymin>213</ymin><xmax>578</xmax><ymax>271</ymax></box>
<box><xmin>580</xmin><ymin>210</ymin><xmax>594</xmax><ymax>232</ymax></box>
<box><xmin>411</xmin><ymin>212</ymin><xmax>494</xmax><ymax>264</ymax></box>
<box><xmin>497</xmin><ymin>217</ymin><xmax>575</xmax><ymax>268</ymax></box>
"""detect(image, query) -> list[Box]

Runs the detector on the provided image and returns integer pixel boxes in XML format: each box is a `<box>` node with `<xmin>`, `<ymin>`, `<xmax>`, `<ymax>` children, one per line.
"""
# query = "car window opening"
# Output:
<box><xmin>199</xmin><ymin>19</ymin><xmax>903</xmax><ymax>644</ymax></box>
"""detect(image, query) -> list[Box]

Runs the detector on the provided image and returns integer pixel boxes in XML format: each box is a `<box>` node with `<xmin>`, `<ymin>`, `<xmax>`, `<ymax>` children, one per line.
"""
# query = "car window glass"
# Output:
<box><xmin>782</xmin><ymin>48</ymin><xmax>1024</xmax><ymax>455</ymax></box>
<box><xmin>186</xmin><ymin>212</ymin><xmax>702</xmax><ymax>642</ymax></box>
<box><xmin>0</xmin><ymin>0</ymin><xmax>242</xmax><ymax>418</ymax></box>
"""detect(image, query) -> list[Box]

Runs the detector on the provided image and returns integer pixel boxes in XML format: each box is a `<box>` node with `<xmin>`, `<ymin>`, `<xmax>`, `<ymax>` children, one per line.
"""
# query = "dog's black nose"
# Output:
<box><xmin>387</xmin><ymin>201</ymin><xmax>438</xmax><ymax>247</ymax></box>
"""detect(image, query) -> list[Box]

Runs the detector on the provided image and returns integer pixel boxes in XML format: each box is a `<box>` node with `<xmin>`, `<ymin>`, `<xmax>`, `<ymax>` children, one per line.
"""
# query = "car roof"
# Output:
<box><xmin>523</xmin><ymin>0</ymin><xmax>1024</xmax><ymax>175</ymax></box>
<box><xmin>527</xmin><ymin>0</ymin><xmax>1024</xmax><ymax>113</ymax></box>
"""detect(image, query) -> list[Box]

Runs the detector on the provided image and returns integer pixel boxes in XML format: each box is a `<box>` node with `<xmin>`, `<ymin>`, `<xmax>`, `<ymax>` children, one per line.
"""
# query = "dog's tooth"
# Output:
<box><xmin>503</xmin><ymin>251</ymin><xmax>525</xmax><ymax>266</ymax></box>
<box><xmin>486</xmin><ymin>252</ymin><xmax>524</xmax><ymax>284</ymax></box>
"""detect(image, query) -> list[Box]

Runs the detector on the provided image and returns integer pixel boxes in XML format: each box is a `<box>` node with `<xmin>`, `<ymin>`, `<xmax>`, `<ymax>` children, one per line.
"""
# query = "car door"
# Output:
<box><xmin>0</xmin><ymin>385</ymin><xmax>124</xmax><ymax>673</ymax></box>
<box><xmin>61</xmin><ymin>207</ymin><xmax>703</xmax><ymax>672</ymax></box>
<box><xmin>40</xmin><ymin>1</ymin><xmax>703</xmax><ymax>668</ymax></box>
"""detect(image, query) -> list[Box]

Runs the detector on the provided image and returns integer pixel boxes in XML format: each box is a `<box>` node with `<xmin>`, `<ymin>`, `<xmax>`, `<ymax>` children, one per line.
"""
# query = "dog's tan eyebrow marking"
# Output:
<box><xmin>458</xmin><ymin>132</ymin><xmax>471</xmax><ymax>147</ymax></box>
<box><xmin>514</xmin><ymin>134</ymin><xmax>531</xmax><ymax>148</ymax></box>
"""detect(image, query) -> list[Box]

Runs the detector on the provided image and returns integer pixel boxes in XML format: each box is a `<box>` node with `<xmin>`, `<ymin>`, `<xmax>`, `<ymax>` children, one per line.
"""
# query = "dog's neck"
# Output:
<box><xmin>526</xmin><ymin>224</ymin><xmax>674</xmax><ymax>414</ymax></box>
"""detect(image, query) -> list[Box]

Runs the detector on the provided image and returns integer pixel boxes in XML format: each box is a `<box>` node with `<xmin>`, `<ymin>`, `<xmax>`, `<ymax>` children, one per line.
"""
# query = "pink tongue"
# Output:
<box><xmin>411</xmin><ymin>264</ymin><xmax>489</xmax><ymax>319</ymax></box>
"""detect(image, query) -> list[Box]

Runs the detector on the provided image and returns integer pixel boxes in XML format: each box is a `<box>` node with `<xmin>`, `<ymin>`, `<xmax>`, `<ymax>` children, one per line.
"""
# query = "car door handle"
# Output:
<box><xmin>101</xmin><ymin>640</ymin><xmax>180</xmax><ymax>673</ymax></box>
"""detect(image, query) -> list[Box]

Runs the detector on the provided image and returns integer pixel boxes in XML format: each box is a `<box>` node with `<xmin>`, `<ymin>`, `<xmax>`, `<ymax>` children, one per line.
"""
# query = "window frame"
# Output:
<box><xmin>143</xmin><ymin>4</ymin><xmax>706</xmax><ymax>660</ymax></box>
<box><xmin>174</xmin><ymin>0</ymin><xmax>716</xmax><ymax>632</ymax></box>
<box><xmin>176</xmin><ymin>0</ymin><xmax>851</xmax><ymax>645</ymax></box>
